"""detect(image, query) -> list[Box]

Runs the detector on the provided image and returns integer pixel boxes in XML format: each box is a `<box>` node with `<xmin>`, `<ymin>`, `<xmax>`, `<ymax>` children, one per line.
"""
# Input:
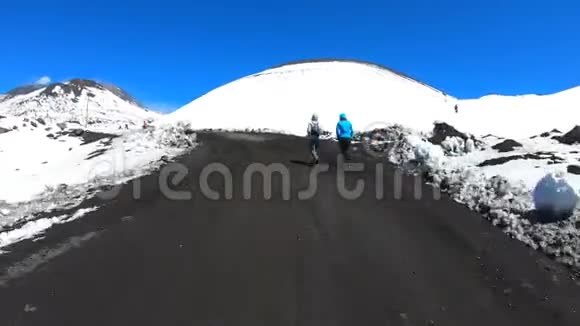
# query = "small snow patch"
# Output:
<box><xmin>24</xmin><ymin>304</ymin><xmax>37</xmax><ymax>313</ymax></box>
<box><xmin>121</xmin><ymin>216</ymin><xmax>134</xmax><ymax>223</ymax></box>
<box><xmin>0</xmin><ymin>215</ymin><xmax>68</xmax><ymax>248</ymax></box>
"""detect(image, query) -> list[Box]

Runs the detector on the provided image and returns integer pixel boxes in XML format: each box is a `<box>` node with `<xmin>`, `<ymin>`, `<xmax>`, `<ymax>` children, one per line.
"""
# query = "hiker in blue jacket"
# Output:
<box><xmin>336</xmin><ymin>113</ymin><xmax>353</xmax><ymax>160</ymax></box>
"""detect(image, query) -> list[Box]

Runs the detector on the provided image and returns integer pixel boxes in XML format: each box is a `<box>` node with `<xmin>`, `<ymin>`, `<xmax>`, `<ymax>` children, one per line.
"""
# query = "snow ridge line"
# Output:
<box><xmin>267</xmin><ymin>59</ymin><xmax>450</xmax><ymax>97</ymax></box>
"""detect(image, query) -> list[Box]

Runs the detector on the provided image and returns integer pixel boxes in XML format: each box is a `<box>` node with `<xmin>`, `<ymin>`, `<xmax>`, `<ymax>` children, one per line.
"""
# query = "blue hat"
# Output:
<box><xmin>339</xmin><ymin>113</ymin><xmax>347</xmax><ymax>120</ymax></box>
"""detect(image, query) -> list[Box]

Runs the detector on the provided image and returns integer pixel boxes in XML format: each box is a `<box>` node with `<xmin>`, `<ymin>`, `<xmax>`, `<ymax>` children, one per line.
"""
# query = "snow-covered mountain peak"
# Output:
<box><xmin>167</xmin><ymin>59</ymin><xmax>457</xmax><ymax>135</ymax></box>
<box><xmin>0</xmin><ymin>79</ymin><xmax>159</xmax><ymax>131</ymax></box>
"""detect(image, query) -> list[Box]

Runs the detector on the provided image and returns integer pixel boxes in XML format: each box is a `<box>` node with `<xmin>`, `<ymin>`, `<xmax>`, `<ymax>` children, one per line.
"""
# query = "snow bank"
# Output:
<box><xmin>0</xmin><ymin>215</ymin><xmax>69</xmax><ymax>249</ymax></box>
<box><xmin>0</xmin><ymin>206</ymin><xmax>99</xmax><ymax>250</ymax></box>
<box><xmin>407</xmin><ymin>135</ymin><xmax>445</xmax><ymax>169</ymax></box>
<box><xmin>371</xmin><ymin>125</ymin><xmax>580</xmax><ymax>270</ymax></box>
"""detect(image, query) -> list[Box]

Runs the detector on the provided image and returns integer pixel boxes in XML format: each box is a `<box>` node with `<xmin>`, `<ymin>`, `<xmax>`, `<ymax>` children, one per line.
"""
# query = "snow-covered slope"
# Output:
<box><xmin>168</xmin><ymin>60</ymin><xmax>458</xmax><ymax>135</ymax></box>
<box><xmin>0</xmin><ymin>79</ymin><xmax>159</xmax><ymax>132</ymax></box>
<box><xmin>451</xmin><ymin>87</ymin><xmax>580</xmax><ymax>139</ymax></box>
<box><xmin>0</xmin><ymin>79</ymin><xmax>195</xmax><ymax>249</ymax></box>
<box><xmin>0</xmin><ymin>122</ymin><xmax>198</xmax><ymax>249</ymax></box>
<box><xmin>169</xmin><ymin>60</ymin><xmax>580</xmax><ymax>139</ymax></box>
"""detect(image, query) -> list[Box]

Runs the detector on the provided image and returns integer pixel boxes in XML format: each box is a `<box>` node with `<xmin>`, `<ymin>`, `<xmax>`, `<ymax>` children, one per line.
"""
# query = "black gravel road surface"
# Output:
<box><xmin>1</xmin><ymin>132</ymin><xmax>580</xmax><ymax>326</ymax></box>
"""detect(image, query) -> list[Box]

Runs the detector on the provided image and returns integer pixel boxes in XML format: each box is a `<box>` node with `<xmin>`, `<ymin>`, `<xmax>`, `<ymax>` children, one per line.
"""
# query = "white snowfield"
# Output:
<box><xmin>453</xmin><ymin>86</ymin><xmax>580</xmax><ymax>139</ymax></box>
<box><xmin>167</xmin><ymin>61</ymin><xmax>457</xmax><ymax>135</ymax></box>
<box><xmin>168</xmin><ymin>61</ymin><xmax>580</xmax><ymax>139</ymax></box>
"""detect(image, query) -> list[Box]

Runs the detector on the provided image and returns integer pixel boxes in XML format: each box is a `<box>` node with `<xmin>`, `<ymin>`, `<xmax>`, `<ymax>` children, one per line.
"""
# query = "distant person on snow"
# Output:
<box><xmin>336</xmin><ymin>113</ymin><xmax>353</xmax><ymax>160</ymax></box>
<box><xmin>454</xmin><ymin>104</ymin><xmax>459</xmax><ymax>113</ymax></box>
<box><xmin>307</xmin><ymin>113</ymin><xmax>321</xmax><ymax>164</ymax></box>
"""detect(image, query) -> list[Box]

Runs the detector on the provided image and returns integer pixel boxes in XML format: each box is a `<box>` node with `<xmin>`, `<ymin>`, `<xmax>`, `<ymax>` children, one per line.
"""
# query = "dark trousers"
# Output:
<box><xmin>338</xmin><ymin>138</ymin><xmax>351</xmax><ymax>158</ymax></box>
<box><xmin>309</xmin><ymin>137</ymin><xmax>320</xmax><ymax>161</ymax></box>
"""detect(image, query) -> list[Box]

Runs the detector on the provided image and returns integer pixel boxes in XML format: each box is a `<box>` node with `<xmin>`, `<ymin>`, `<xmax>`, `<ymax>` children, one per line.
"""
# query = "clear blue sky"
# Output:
<box><xmin>0</xmin><ymin>0</ymin><xmax>579</xmax><ymax>112</ymax></box>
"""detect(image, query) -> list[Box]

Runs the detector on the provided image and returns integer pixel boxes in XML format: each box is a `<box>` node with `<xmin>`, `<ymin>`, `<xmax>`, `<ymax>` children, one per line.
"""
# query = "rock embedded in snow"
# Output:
<box><xmin>359</xmin><ymin>124</ymin><xmax>412</xmax><ymax>159</ymax></box>
<box><xmin>478</xmin><ymin>152</ymin><xmax>564</xmax><ymax>167</ymax></box>
<box><xmin>492</xmin><ymin>139</ymin><xmax>523</xmax><ymax>153</ymax></box>
<box><xmin>0</xmin><ymin>127</ymin><xmax>10</xmax><ymax>134</ymax></box>
<box><xmin>567</xmin><ymin>165</ymin><xmax>580</xmax><ymax>175</ymax></box>
<box><xmin>554</xmin><ymin>126</ymin><xmax>580</xmax><ymax>145</ymax></box>
<box><xmin>56</xmin><ymin>122</ymin><xmax>67</xmax><ymax>130</ymax></box>
<box><xmin>532</xmin><ymin>173</ymin><xmax>578</xmax><ymax>222</ymax></box>
<box><xmin>429</xmin><ymin>122</ymin><xmax>468</xmax><ymax>145</ymax></box>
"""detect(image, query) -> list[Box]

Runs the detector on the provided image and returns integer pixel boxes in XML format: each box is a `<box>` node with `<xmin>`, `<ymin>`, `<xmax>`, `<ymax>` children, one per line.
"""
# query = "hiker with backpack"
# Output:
<box><xmin>307</xmin><ymin>113</ymin><xmax>321</xmax><ymax>164</ymax></box>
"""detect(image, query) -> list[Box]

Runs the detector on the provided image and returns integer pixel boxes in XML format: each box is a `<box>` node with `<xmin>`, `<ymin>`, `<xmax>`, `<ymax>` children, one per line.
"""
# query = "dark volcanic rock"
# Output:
<box><xmin>429</xmin><ymin>122</ymin><xmax>468</xmax><ymax>145</ymax></box>
<box><xmin>0</xmin><ymin>127</ymin><xmax>10</xmax><ymax>134</ymax></box>
<box><xmin>524</xmin><ymin>209</ymin><xmax>573</xmax><ymax>224</ymax></box>
<box><xmin>4</xmin><ymin>84</ymin><xmax>45</xmax><ymax>99</ymax></box>
<box><xmin>56</xmin><ymin>122</ymin><xmax>67</xmax><ymax>131</ymax></box>
<box><xmin>36</xmin><ymin>117</ymin><xmax>46</xmax><ymax>125</ymax></box>
<box><xmin>492</xmin><ymin>139</ymin><xmax>522</xmax><ymax>153</ymax></box>
<box><xmin>568</xmin><ymin>165</ymin><xmax>580</xmax><ymax>175</ymax></box>
<box><xmin>68</xmin><ymin>130</ymin><xmax>116</xmax><ymax>145</ymax></box>
<box><xmin>478</xmin><ymin>152</ymin><xmax>564</xmax><ymax>167</ymax></box>
<box><xmin>30</xmin><ymin>121</ymin><xmax>38</xmax><ymax>128</ymax></box>
<box><xmin>554</xmin><ymin>126</ymin><xmax>580</xmax><ymax>145</ymax></box>
<box><xmin>538</xmin><ymin>132</ymin><xmax>550</xmax><ymax>138</ymax></box>
<box><xmin>533</xmin><ymin>129</ymin><xmax>562</xmax><ymax>139</ymax></box>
